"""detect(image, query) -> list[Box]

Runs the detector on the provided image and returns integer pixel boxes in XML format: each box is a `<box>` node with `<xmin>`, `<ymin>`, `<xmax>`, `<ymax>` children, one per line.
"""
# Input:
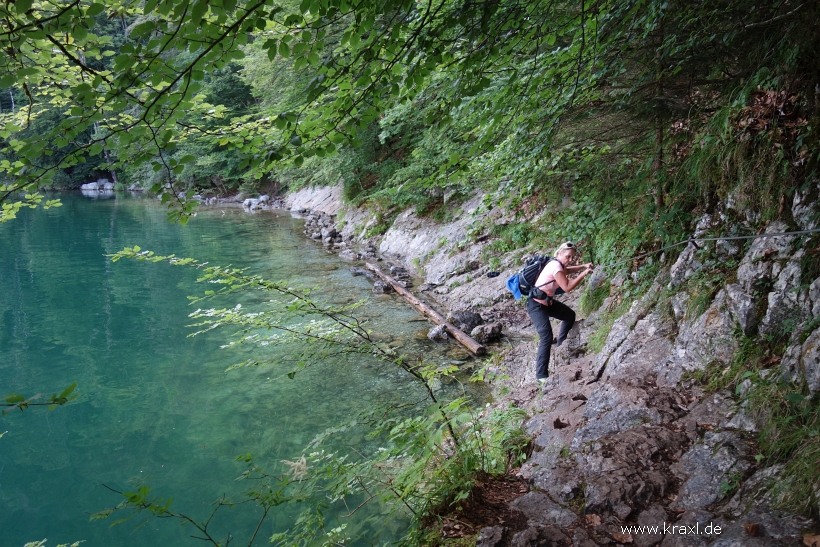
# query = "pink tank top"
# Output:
<box><xmin>534</xmin><ymin>260</ymin><xmax>564</xmax><ymax>299</ymax></box>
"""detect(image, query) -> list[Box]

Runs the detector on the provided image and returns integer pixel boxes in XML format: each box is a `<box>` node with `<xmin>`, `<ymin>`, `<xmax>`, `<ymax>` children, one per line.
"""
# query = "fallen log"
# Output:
<box><xmin>365</xmin><ymin>262</ymin><xmax>487</xmax><ymax>356</ymax></box>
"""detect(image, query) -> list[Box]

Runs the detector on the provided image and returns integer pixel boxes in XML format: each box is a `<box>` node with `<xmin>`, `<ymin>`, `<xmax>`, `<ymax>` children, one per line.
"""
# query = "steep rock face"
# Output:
<box><xmin>286</xmin><ymin>184</ymin><xmax>344</xmax><ymax>215</ymax></box>
<box><xmin>285</xmin><ymin>185</ymin><xmax>819</xmax><ymax>545</ymax></box>
<box><xmin>781</xmin><ymin>327</ymin><xmax>820</xmax><ymax>393</ymax></box>
<box><xmin>497</xmin><ymin>220</ymin><xmax>818</xmax><ymax>545</ymax></box>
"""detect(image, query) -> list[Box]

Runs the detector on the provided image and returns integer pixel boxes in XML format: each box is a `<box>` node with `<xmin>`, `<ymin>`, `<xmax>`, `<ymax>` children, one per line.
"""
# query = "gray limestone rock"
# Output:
<box><xmin>579</xmin><ymin>426</ymin><xmax>685</xmax><ymax>517</ymax></box>
<box><xmin>725</xmin><ymin>283</ymin><xmax>758</xmax><ymax>336</ymax></box>
<box><xmin>810</xmin><ymin>278</ymin><xmax>820</xmax><ymax>318</ymax></box>
<box><xmin>669</xmin><ymin>215</ymin><xmax>718</xmax><ymax>288</ymax></box>
<box><xmin>572</xmin><ymin>382</ymin><xmax>662</xmax><ymax>449</ymax></box>
<box><xmin>671</xmin><ymin>431</ymin><xmax>753</xmax><ymax>511</ymax></box>
<box><xmin>780</xmin><ymin>328</ymin><xmax>820</xmax><ymax>393</ymax></box>
<box><xmin>798</xmin><ymin>328</ymin><xmax>820</xmax><ymax>393</ymax></box>
<box><xmin>722</xmin><ymin>465</ymin><xmax>783</xmax><ymax>518</ymax></box>
<box><xmin>659</xmin><ymin>290</ymin><xmax>736</xmax><ymax>387</ymax></box>
<box><xmin>476</xmin><ymin>526</ymin><xmax>506</xmax><ymax>547</ymax></box>
<box><xmin>532</xmin><ymin>463</ymin><xmax>583</xmax><ymax>504</ymax></box>
<box><xmin>591</xmin><ymin>301</ymin><xmax>641</xmax><ymax>378</ymax></box>
<box><xmin>715</xmin><ymin>238</ymin><xmax>741</xmax><ymax>259</ymax></box>
<box><xmin>709</xmin><ymin>507</ymin><xmax>809</xmax><ymax>546</ymax></box>
<box><xmin>510</xmin><ymin>492</ymin><xmax>578</xmax><ymax>528</ymax></box>
<box><xmin>758</xmin><ymin>256</ymin><xmax>810</xmax><ymax>337</ymax></box>
<box><xmin>605</xmin><ymin>312</ymin><xmax>676</xmax><ymax>382</ymax></box>
<box><xmin>671</xmin><ymin>292</ymin><xmax>690</xmax><ymax>322</ymax></box>
<box><xmin>634</xmin><ymin>504</ymin><xmax>667</xmax><ymax>547</ymax></box>
<box><xmin>510</xmin><ymin>526</ymin><xmax>571</xmax><ymax>547</ymax></box>
<box><xmin>791</xmin><ymin>179</ymin><xmax>819</xmax><ymax>230</ymax></box>
<box><xmin>736</xmin><ymin>221</ymin><xmax>794</xmax><ymax>294</ymax></box>
<box><xmin>677</xmin><ymin>392</ymin><xmax>733</xmax><ymax>440</ymax></box>
<box><xmin>571</xmin><ymin>528</ymin><xmax>599</xmax><ymax>547</ymax></box>
<box><xmin>726</xmin><ymin>402</ymin><xmax>757</xmax><ymax>432</ymax></box>
<box><xmin>592</xmin><ymin>281</ymin><xmax>666</xmax><ymax>379</ymax></box>
<box><xmin>510</xmin><ymin>527</ymin><xmax>540</xmax><ymax>547</ymax></box>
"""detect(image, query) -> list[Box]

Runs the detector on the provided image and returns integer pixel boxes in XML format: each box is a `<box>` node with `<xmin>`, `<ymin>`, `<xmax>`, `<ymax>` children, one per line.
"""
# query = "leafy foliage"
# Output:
<box><xmin>2</xmin><ymin>0</ymin><xmax>818</xmax><ymax>229</ymax></box>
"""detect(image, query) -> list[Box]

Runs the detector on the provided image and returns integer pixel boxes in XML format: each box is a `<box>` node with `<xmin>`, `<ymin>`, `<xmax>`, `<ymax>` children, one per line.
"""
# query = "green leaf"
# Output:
<box><xmin>14</xmin><ymin>0</ymin><xmax>33</xmax><ymax>13</ymax></box>
<box><xmin>4</xmin><ymin>394</ymin><xmax>24</xmax><ymax>404</ymax></box>
<box><xmin>86</xmin><ymin>3</ymin><xmax>106</xmax><ymax>16</ymax></box>
<box><xmin>73</xmin><ymin>24</ymin><xmax>88</xmax><ymax>41</ymax></box>
<box><xmin>57</xmin><ymin>382</ymin><xmax>77</xmax><ymax>400</ymax></box>
<box><xmin>785</xmin><ymin>393</ymin><xmax>805</xmax><ymax>404</ymax></box>
<box><xmin>279</xmin><ymin>41</ymin><xmax>290</xmax><ymax>58</ymax></box>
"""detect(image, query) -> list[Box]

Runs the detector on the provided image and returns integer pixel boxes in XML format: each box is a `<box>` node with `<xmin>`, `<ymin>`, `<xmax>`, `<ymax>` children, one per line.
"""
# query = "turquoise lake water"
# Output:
<box><xmin>0</xmin><ymin>194</ymin><xmax>478</xmax><ymax>547</ymax></box>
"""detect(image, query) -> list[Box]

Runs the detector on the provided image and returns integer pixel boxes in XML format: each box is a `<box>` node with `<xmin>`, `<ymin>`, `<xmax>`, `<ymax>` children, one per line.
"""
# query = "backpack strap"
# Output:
<box><xmin>534</xmin><ymin>258</ymin><xmax>563</xmax><ymax>290</ymax></box>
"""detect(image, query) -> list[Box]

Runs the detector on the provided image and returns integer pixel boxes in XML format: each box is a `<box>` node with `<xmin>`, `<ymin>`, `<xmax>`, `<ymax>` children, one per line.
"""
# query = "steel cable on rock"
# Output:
<box><xmin>585</xmin><ymin>227</ymin><xmax>820</xmax><ymax>288</ymax></box>
<box><xmin>541</xmin><ymin>227</ymin><xmax>820</xmax><ymax>383</ymax></box>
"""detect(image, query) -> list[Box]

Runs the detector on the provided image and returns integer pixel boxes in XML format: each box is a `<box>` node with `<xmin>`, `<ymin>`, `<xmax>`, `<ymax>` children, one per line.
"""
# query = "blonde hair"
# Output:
<box><xmin>554</xmin><ymin>242</ymin><xmax>577</xmax><ymax>258</ymax></box>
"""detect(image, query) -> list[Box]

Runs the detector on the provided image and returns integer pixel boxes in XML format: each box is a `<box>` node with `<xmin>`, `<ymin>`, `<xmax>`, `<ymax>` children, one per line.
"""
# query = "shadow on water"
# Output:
<box><xmin>0</xmin><ymin>194</ymin><xmax>486</xmax><ymax>547</ymax></box>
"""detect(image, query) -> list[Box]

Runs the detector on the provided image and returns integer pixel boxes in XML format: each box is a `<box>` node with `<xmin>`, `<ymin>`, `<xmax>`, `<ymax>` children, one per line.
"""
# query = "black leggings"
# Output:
<box><xmin>526</xmin><ymin>298</ymin><xmax>576</xmax><ymax>380</ymax></box>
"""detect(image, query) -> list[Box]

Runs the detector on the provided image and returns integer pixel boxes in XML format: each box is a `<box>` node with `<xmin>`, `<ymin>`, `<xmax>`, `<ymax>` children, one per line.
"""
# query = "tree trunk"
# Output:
<box><xmin>653</xmin><ymin>18</ymin><xmax>665</xmax><ymax>211</ymax></box>
<box><xmin>365</xmin><ymin>262</ymin><xmax>487</xmax><ymax>356</ymax></box>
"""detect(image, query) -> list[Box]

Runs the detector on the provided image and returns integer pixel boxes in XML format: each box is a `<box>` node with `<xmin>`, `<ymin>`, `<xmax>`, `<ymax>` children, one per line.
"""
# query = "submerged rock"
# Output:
<box><xmin>372</xmin><ymin>281</ymin><xmax>392</xmax><ymax>294</ymax></box>
<box><xmin>427</xmin><ymin>325</ymin><xmax>449</xmax><ymax>341</ymax></box>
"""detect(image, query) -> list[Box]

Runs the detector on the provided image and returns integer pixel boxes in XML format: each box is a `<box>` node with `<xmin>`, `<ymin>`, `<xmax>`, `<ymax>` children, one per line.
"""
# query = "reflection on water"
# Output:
<box><xmin>80</xmin><ymin>189</ymin><xmax>116</xmax><ymax>199</ymax></box>
<box><xmin>0</xmin><ymin>194</ymin><xmax>481</xmax><ymax>547</ymax></box>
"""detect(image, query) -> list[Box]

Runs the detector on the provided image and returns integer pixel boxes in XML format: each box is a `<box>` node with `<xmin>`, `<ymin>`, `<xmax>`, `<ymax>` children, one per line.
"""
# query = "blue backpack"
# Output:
<box><xmin>506</xmin><ymin>256</ymin><xmax>565</xmax><ymax>300</ymax></box>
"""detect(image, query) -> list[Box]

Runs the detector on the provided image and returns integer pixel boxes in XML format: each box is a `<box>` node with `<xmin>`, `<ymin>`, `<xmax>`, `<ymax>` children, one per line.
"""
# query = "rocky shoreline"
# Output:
<box><xmin>233</xmin><ymin>185</ymin><xmax>819</xmax><ymax>546</ymax></box>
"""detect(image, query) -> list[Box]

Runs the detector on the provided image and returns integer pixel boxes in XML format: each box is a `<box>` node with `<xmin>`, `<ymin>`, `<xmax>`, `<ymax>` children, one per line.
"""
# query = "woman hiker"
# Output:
<box><xmin>526</xmin><ymin>242</ymin><xmax>594</xmax><ymax>383</ymax></box>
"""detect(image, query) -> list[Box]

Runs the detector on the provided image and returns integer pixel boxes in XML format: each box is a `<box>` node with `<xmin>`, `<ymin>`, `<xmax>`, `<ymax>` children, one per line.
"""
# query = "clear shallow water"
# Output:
<box><xmin>0</xmin><ymin>194</ymin><xmax>477</xmax><ymax>547</ymax></box>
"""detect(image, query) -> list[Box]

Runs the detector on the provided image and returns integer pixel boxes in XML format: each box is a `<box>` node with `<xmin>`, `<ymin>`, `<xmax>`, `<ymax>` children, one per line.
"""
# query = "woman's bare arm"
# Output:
<box><xmin>553</xmin><ymin>267</ymin><xmax>593</xmax><ymax>293</ymax></box>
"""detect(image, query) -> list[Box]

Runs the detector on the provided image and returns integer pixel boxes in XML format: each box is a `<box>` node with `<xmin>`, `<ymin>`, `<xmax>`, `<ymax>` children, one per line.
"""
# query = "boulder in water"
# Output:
<box><xmin>373</xmin><ymin>281</ymin><xmax>392</xmax><ymax>294</ymax></box>
<box><xmin>447</xmin><ymin>310</ymin><xmax>484</xmax><ymax>332</ymax></box>
<box><xmin>471</xmin><ymin>322</ymin><xmax>503</xmax><ymax>344</ymax></box>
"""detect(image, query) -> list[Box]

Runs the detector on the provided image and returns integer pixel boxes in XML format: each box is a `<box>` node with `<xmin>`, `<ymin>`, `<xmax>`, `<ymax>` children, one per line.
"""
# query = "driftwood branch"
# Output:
<box><xmin>365</xmin><ymin>263</ymin><xmax>487</xmax><ymax>356</ymax></box>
